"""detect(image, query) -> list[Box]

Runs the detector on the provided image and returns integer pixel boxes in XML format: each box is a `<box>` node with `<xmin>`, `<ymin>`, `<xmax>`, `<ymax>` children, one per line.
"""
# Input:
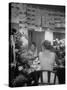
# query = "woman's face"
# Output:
<box><xmin>31</xmin><ymin>44</ymin><xmax>35</xmax><ymax>51</ymax></box>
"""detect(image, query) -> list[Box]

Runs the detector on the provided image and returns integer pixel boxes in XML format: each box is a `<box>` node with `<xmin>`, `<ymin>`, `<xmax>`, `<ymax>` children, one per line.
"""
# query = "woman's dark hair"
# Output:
<box><xmin>42</xmin><ymin>40</ymin><xmax>52</xmax><ymax>50</ymax></box>
<box><xmin>11</xmin><ymin>28</ymin><xmax>16</xmax><ymax>35</ymax></box>
<box><xmin>31</xmin><ymin>42</ymin><xmax>36</xmax><ymax>47</ymax></box>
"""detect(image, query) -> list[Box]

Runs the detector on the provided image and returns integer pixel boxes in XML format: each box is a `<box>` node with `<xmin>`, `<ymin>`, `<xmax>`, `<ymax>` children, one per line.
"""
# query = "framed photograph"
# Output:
<box><xmin>9</xmin><ymin>2</ymin><xmax>65</xmax><ymax>87</ymax></box>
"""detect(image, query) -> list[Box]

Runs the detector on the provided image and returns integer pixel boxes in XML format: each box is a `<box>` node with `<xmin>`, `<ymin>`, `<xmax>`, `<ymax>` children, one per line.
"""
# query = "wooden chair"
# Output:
<box><xmin>35</xmin><ymin>70</ymin><xmax>58</xmax><ymax>85</ymax></box>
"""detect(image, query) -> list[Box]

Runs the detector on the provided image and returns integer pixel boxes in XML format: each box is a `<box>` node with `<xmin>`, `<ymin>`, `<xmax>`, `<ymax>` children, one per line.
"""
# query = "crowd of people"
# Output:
<box><xmin>9</xmin><ymin>29</ymin><xmax>65</xmax><ymax>87</ymax></box>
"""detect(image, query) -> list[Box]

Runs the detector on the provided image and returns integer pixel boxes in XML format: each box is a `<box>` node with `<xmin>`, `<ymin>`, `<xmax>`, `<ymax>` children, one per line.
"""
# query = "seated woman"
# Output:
<box><xmin>39</xmin><ymin>40</ymin><xmax>59</xmax><ymax>84</ymax></box>
<box><xmin>20</xmin><ymin>42</ymin><xmax>37</xmax><ymax>59</ymax></box>
<box><xmin>28</xmin><ymin>42</ymin><xmax>38</xmax><ymax>58</ymax></box>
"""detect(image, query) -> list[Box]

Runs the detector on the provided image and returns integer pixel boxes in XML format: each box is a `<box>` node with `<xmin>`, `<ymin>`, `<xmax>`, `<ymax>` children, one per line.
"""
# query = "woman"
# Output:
<box><xmin>28</xmin><ymin>42</ymin><xmax>38</xmax><ymax>58</ymax></box>
<box><xmin>39</xmin><ymin>40</ymin><xmax>59</xmax><ymax>84</ymax></box>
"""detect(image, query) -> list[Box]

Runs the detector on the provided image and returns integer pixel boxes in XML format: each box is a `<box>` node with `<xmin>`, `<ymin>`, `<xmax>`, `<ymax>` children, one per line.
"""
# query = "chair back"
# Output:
<box><xmin>37</xmin><ymin>70</ymin><xmax>58</xmax><ymax>85</ymax></box>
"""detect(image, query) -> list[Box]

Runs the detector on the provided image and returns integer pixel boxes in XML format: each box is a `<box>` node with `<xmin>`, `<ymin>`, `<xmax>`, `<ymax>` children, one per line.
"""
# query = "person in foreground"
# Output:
<box><xmin>39</xmin><ymin>40</ymin><xmax>59</xmax><ymax>84</ymax></box>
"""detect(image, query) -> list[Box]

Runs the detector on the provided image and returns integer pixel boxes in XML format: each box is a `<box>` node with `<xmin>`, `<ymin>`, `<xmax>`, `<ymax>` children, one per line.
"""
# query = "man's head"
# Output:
<box><xmin>41</xmin><ymin>40</ymin><xmax>51</xmax><ymax>51</ymax></box>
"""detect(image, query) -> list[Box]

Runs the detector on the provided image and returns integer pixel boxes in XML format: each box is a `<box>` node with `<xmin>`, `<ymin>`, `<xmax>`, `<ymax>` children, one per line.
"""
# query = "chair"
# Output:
<box><xmin>36</xmin><ymin>70</ymin><xmax>58</xmax><ymax>85</ymax></box>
